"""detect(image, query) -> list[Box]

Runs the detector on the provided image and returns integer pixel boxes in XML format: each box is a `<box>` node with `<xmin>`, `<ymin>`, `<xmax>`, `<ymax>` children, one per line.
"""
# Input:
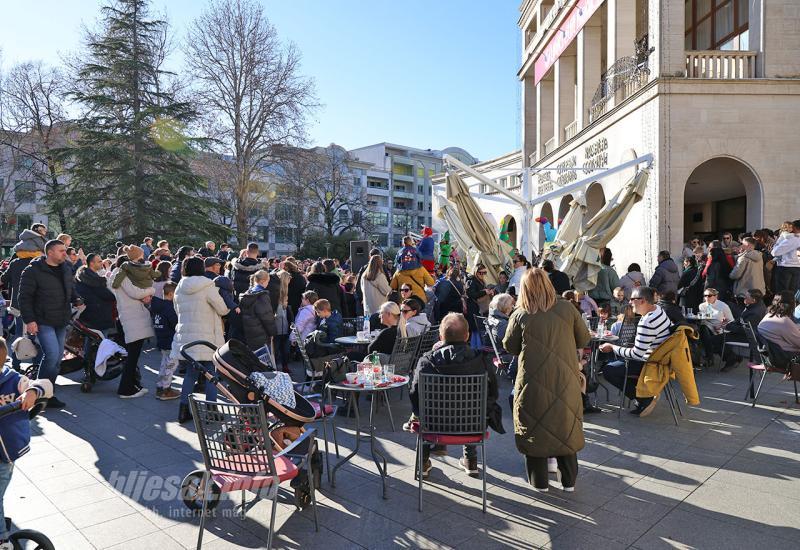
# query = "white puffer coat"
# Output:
<box><xmin>109</xmin><ymin>268</ymin><xmax>155</xmax><ymax>344</ymax></box>
<box><xmin>171</xmin><ymin>275</ymin><xmax>229</xmax><ymax>362</ymax></box>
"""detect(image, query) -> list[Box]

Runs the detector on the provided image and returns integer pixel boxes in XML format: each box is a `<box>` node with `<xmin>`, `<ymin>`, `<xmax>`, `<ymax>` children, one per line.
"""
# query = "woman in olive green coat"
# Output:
<box><xmin>503</xmin><ymin>268</ymin><xmax>591</xmax><ymax>492</ymax></box>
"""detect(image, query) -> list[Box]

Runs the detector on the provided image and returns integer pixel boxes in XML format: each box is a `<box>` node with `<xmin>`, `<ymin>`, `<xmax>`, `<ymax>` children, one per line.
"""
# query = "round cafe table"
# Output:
<box><xmin>334</xmin><ymin>335</ymin><xmax>372</xmax><ymax>346</ymax></box>
<box><xmin>326</xmin><ymin>375</ymin><xmax>409</xmax><ymax>499</ymax></box>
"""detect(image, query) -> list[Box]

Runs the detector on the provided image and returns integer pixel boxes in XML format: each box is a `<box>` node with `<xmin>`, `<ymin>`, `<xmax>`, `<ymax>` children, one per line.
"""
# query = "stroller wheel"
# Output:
<box><xmin>80</xmin><ymin>382</ymin><xmax>93</xmax><ymax>393</ymax></box>
<box><xmin>181</xmin><ymin>470</ymin><xmax>221</xmax><ymax>512</ymax></box>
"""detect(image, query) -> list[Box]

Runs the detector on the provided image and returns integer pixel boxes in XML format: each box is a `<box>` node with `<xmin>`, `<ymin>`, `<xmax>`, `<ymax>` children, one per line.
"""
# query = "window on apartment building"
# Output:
<box><xmin>418</xmin><ymin>216</ymin><xmax>426</xmax><ymax>227</ymax></box>
<box><xmin>479</xmin><ymin>183</ymin><xmax>487</xmax><ymax>194</ymax></box>
<box><xmin>393</xmin><ymin>214</ymin><xmax>412</xmax><ymax>229</ymax></box>
<box><xmin>368</xmin><ymin>179</ymin><xmax>389</xmax><ymax>190</ymax></box>
<box><xmin>417</xmin><ymin>201</ymin><xmax>424</xmax><ymax>211</ymax></box>
<box><xmin>392</xmin><ymin>163</ymin><xmax>413</xmax><ymax>177</ymax></box>
<box><xmin>417</xmin><ymin>185</ymin><xmax>423</xmax><ymax>194</ymax></box>
<box><xmin>274</xmin><ymin>227</ymin><xmax>293</xmax><ymax>243</ymax></box>
<box><xmin>14</xmin><ymin>180</ymin><xmax>35</xmax><ymax>203</ymax></box>
<box><xmin>367</xmin><ymin>212</ymin><xmax>388</xmax><ymax>226</ymax></box>
<box><xmin>685</xmin><ymin>0</ymin><xmax>749</xmax><ymax>51</ymax></box>
<box><xmin>394</xmin><ymin>201</ymin><xmax>407</xmax><ymax>209</ymax></box>
<box><xmin>392</xmin><ymin>234</ymin><xmax>404</xmax><ymax>248</ymax></box>
<box><xmin>394</xmin><ymin>183</ymin><xmax>407</xmax><ymax>193</ymax></box>
<box><xmin>353</xmin><ymin>176</ymin><xmax>360</xmax><ymax>186</ymax></box>
<box><xmin>376</xmin><ymin>233</ymin><xmax>388</xmax><ymax>246</ymax></box>
<box><xmin>259</xmin><ymin>226</ymin><xmax>269</xmax><ymax>242</ymax></box>
<box><xmin>274</xmin><ymin>203</ymin><xmax>292</xmax><ymax>221</ymax></box>
<box><xmin>428</xmin><ymin>168</ymin><xmax>435</xmax><ymax>178</ymax></box>
<box><xmin>16</xmin><ymin>214</ymin><xmax>32</xmax><ymax>232</ymax></box>
<box><xmin>352</xmin><ymin>211</ymin><xmax>362</xmax><ymax>224</ymax></box>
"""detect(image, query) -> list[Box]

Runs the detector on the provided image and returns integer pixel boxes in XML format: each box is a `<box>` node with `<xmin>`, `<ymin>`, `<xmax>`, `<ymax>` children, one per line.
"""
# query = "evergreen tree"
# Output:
<box><xmin>59</xmin><ymin>0</ymin><xmax>226</xmax><ymax>248</ymax></box>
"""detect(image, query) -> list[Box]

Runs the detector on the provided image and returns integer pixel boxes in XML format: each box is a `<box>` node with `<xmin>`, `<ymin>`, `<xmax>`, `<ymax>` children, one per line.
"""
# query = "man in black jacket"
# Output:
<box><xmin>722</xmin><ymin>288</ymin><xmax>767</xmax><ymax>370</ymax></box>
<box><xmin>1</xmin><ymin>253</ymin><xmax>40</xmax><ymax>371</ymax></box>
<box><xmin>541</xmin><ymin>260</ymin><xmax>571</xmax><ymax>294</ymax></box>
<box><xmin>18</xmin><ymin>240</ymin><xmax>78</xmax><ymax>408</ymax></box>
<box><xmin>408</xmin><ymin>313</ymin><xmax>501</xmax><ymax>479</ymax></box>
<box><xmin>228</xmin><ymin>242</ymin><xmax>263</xmax><ymax>295</ymax></box>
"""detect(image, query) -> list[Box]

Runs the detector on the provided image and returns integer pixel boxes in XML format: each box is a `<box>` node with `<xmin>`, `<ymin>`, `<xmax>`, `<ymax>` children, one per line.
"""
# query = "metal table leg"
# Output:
<box><xmin>330</xmin><ymin>392</ymin><xmax>361</xmax><ymax>487</ymax></box>
<box><xmin>369</xmin><ymin>390</ymin><xmax>388</xmax><ymax>499</ymax></box>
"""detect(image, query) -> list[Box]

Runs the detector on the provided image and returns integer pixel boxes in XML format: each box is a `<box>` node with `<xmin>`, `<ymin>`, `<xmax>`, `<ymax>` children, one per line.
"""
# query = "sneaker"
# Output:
<box><xmin>418</xmin><ymin>459</ymin><xmax>432</xmax><ymax>480</ymax></box>
<box><xmin>562</xmin><ymin>485</ymin><xmax>575</xmax><ymax>493</ymax></box>
<box><xmin>156</xmin><ymin>388</ymin><xmax>181</xmax><ymax>401</ymax></box>
<box><xmin>533</xmin><ymin>486</ymin><xmax>549</xmax><ymax>493</ymax></box>
<box><xmin>459</xmin><ymin>456</ymin><xmax>479</xmax><ymax>478</ymax></box>
<box><xmin>46</xmin><ymin>396</ymin><xmax>66</xmax><ymax>409</ymax></box>
<box><xmin>630</xmin><ymin>395</ymin><xmax>659</xmax><ymax>417</ymax></box>
<box><xmin>402</xmin><ymin>414</ymin><xmax>419</xmax><ymax>432</ymax></box>
<box><xmin>120</xmin><ymin>387</ymin><xmax>149</xmax><ymax>399</ymax></box>
<box><xmin>547</xmin><ymin>457</ymin><xmax>558</xmax><ymax>474</ymax></box>
<box><xmin>431</xmin><ymin>444</ymin><xmax>448</xmax><ymax>456</ymax></box>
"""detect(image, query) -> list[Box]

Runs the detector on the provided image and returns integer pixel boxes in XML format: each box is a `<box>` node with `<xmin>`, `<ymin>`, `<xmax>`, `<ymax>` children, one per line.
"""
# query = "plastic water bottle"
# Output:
<box><xmin>363</xmin><ymin>317</ymin><xmax>371</xmax><ymax>335</ymax></box>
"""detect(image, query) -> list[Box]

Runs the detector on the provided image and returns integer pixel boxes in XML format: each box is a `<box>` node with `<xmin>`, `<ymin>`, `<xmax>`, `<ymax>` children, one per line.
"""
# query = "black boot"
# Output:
<box><xmin>582</xmin><ymin>393</ymin><xmax>602</xmax><ymax>414</ymax></box>
<box><xmin>178</xmin><ymin>403</ymin><xmax>192</xmax><ymax>424</ymax></box>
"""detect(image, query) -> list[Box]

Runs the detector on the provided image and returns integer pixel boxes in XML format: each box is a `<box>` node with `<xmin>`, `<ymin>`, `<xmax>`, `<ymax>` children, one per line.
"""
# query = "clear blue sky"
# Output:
<box><xmin>0</xmin><ymin>0</ymin><xmax>520</xmax><ymax>161</ymax></box>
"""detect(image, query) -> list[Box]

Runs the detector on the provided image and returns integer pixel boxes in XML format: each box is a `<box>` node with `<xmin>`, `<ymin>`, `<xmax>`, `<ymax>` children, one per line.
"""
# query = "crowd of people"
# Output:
<box><xmin>1</xmin><ymin>218</ymin><xmax>799</xmax><ymax>521</ymax></box>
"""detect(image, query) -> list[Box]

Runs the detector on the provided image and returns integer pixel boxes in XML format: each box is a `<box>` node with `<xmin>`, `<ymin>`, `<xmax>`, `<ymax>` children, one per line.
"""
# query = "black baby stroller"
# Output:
<box><xmin>179</xmin><ymin>339</ymin><xmax>321</xmax><ymax>511</ymax></box>
<box><xmin>66</xmin><ymin>317</ymin><xmax>126</xmax><ymax>393</ymax></box>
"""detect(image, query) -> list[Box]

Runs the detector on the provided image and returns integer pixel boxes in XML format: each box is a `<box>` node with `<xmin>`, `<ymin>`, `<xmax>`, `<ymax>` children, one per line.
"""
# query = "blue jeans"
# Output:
<box><xmin>36</xmin><ymin>325</ymin><xmax>67</xmax><ymax>383</ymax></box>
<box><xmin>179</xmin><ymin>360</ymin><xmax>218</xmax><ymax>405</ymax></box>
<box><xmin>0</xmin><ymin>461</ymin><xmax>12</xmax><ymax>540</ymax></box>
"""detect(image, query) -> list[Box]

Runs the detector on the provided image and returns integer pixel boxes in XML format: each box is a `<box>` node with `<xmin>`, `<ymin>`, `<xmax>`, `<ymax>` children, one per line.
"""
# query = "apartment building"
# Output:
<box><xmin>463</xmin><ymin>0</ymin><xmax>800</xmax><ymax>275</ymax></box>
<box><xmin>349</xmin><ymin>143</ymin><xmax>477</xmax><ymax>249</ymax></box>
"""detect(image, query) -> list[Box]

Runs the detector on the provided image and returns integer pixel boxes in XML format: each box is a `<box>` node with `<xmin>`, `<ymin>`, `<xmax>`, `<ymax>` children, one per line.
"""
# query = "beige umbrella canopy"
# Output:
<box><xmin>558</xmin><ymin>170</ymin><xmax>649</xmax><ymax>291</ymax></box>
<box><xmin>543</xmin><ymin>192</ymin><xmax>587</xmax><ymax>261</ymax></box>
<box><xmin>445</xmin><ymin>171</ymin><xmax>512</xmax><ymax>283</ymax></box>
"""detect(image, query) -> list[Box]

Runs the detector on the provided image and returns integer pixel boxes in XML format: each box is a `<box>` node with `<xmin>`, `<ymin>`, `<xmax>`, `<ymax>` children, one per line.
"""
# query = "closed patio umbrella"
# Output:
<box><xmin>545</xmin><ymin>192</ymin><xmax>587</xmax><ymax>261</ymax></box>
<box><xmin>558</xmin><ymin>170</ymin><xmax>649</xmax><ymax>291</ymax></box>
<box><xmin>445</xmin><ymin>171</ymin><xmax>512</xmax><ymax>283</ymax></box>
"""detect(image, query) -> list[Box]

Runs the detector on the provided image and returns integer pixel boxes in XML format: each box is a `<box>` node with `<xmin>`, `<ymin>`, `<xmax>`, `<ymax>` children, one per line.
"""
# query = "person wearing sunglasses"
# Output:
<box><xmin>695</xmin><ymin>288</ymin><xmax>734</xmax><ymax>367</ymax></box>
<box><xmin>401</xmin><ymin>298</ymin><xmax>430</xmax><ymax>337</ymax></box>
<box><xmin>465</xmin><ymin>264</ymin><xmax>496</xmax><ymax>345</ymax></box>
<box><xmin>599</xmin><ymin>286</ymin><xmax>672</xmax><ymax>417</ymax></box>
<box><xmin>389</xmin><ymin>254</ymin><xmax>435</xmax><ymax>307</ymax></box>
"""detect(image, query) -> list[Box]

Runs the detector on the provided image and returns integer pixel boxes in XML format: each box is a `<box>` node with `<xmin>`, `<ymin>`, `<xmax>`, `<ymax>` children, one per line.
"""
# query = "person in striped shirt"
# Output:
<box><xmin>599</xmin><ymin>286</ymin><xmax>673</xmax><ymax>416</ymax></box>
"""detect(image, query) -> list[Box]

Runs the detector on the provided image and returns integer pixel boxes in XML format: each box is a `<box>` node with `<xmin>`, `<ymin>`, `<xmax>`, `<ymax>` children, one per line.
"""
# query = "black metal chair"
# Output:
<box><xmin>186</xmin><ymin>398</ymin><xmax>318</xmax><ymax>549</ymax></box>
<box><xmin>415</xmin><ymin>373</ymin><xmax>488</xmax><ymax>513</ymax></box>
<box><xmin>743</xmin><ymin>322</ymin><xmax>799</xmax><ymax>406</ymax></box>
<box><xmin>414</xmin><ymin>325</ymin><xmax>440</xmax><ymax>365</ymax></box>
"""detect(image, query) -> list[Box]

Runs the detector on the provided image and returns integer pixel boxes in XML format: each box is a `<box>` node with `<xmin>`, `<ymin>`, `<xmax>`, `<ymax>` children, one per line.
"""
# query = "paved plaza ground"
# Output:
<box><xmin>6</xmin><ymin>347</ymin><xmax>800</xmax><ymax>549</ymax></box>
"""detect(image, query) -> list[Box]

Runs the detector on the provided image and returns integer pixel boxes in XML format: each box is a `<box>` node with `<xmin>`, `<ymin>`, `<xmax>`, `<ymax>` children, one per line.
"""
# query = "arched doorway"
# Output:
<box><xmin>586</xmin><ymin>183</ymin><xmax>606</xmax><ymax>219</ymax></box>
<box><xmin>501</xmin><ymin>215</ymin><xmax>518</xmax><ymax>252</ymax></box>
<box><xmin>684</xmin><ymin>157</ymin><xmax>762</xmax><ymax>242</ymax></box>
<box><xmin>537</xmin><ymin>202</ymin><xmax>554</xmax><ymax>250</ymax></box>
<box><xmin>558</xmin><ymin>194</ymin><xmax>573</xmax><ymax>226</ymax></box>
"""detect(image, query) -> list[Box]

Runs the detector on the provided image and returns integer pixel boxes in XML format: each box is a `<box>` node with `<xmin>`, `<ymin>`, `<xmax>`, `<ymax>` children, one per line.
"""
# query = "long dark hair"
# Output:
<box><xmin>708</xmin><ymin>247</ymin><xmax>732</xmax><ymax>278</ymax></box>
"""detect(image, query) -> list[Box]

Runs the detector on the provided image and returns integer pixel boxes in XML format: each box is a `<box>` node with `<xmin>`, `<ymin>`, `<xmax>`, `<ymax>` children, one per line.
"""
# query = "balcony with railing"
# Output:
<box><xmin>589</xmin><ymin>35</ymin><xmax>653</xmax><ymax>123</ymax></box>
<box><xmin>543</xmin><ymin>137</ymin><xmax>557</xmax><ymax>156</ymax></box>
<box><xmin>564</xmin><ymin>120</ymin><xmax>578</xmax><ymax>141</ymax></box>
<box><xmin>685</xmin><ymin>51</ymin><xmax>757</xmax><ymax>79</ymax></box>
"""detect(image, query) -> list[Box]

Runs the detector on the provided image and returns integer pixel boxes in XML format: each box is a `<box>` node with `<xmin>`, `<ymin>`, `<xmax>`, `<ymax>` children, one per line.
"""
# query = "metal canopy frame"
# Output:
<box><xmin>440</xmin><ymin>152</ymin><xmax>654</xmax><ymax>258</ymax></box>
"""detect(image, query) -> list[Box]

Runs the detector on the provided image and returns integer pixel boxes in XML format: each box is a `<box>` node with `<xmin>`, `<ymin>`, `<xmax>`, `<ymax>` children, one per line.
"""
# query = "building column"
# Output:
<box><xmin>536</xmin><ymin>78</ymin><xmax>554</xmax><ymax>158</ymax></box>
<box><xmin>606</xmin><ymin>0</ymin><xmax>637</xmax><ymax>108</ymax></box>
<box><xmin>650</xmin><ymin>0</ymin><xmax>685</xmax><ymax>77</ymax></box>
<box><xmin>577</xmin><ymin>23</ymin><xmax>602</xmax><ymax>130</ymax></box>
<box><xmin>523</xmin><ymin>76</ymin><xmax>537</xmax><ymax>167</ymax></box>
<box><xmin>554</xmin><ymin>55</ymin><xmax>576</xmax><ymax>146</ymax></box>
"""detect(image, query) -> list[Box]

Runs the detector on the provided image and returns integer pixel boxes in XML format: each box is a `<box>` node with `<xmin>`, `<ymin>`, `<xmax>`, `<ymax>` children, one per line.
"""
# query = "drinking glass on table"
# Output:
<box><xmin>372</xmin><ymin>363</ymin><xmax>382</xmax><ymax>384</ymax></box>
<box><xmin>384</xmin><ymin>364</ymin><xmax>395</xmax><ymax>382</ymax></box>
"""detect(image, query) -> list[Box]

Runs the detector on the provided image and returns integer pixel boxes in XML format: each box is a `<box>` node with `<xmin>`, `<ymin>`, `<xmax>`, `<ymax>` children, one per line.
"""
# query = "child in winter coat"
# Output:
<box><xmin>0</xmin><ymin>338</ymin><xmax>53</xmax><ymax>547</ymax></box>
<box><xmin>395</xmin><ymin>236</ymin><xmax>422</xmax><ymax>271</ymax></box>
<box><xmin>150</xmin><ymin>282</ymin><xmax>180</xmax><ymax>400</ymax></box>
<box><xmin>291</xmin><ymin>291</ymin><xmax>318</xmax><ymax>345</ymax></box>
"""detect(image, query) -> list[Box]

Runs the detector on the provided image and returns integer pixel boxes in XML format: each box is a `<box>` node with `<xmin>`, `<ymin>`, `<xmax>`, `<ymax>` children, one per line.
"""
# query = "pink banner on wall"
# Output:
<box><xmin>533</xmin><ymin>0</ymin><xmax>604</xmax><ymax>85</ymax></box>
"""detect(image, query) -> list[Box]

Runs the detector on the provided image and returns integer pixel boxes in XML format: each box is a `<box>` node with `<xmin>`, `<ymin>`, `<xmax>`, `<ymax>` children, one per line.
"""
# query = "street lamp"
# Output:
<box><xmin>324</xmin><ymin>242</ymin><xmax>331</xmax><ymax>258</ymax></box>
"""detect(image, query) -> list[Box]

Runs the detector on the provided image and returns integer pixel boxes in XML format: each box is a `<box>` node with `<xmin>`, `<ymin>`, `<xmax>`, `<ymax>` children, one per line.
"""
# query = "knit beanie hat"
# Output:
<box><xmin>127</xmin><ymin>245</ymin><xmax>145</xmax><ymax>262</ymax></box>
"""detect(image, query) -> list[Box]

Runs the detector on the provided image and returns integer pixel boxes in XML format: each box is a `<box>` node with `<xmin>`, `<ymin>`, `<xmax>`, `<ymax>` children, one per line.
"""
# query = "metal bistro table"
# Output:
<box><xmin>327</xmin><ymin>375</ymin><xmax>409</xmax><ymax>499</ymax></box>
<box><xmin>334</xmin><ymin>335</ymin><xmax>373</xmax><ymax>348</ymax></box>
<box><xmin>587</xmin><ymin>332</ymin><xmax>620</xmax><ymax>403</ymax></box>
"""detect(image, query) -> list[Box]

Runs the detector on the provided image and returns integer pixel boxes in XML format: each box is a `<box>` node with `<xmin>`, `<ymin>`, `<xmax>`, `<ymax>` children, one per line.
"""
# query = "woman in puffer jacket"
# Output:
<box><xmin>173</xmin><ymin>257</ymin><xmax>230</xmax><ymax>423</ymax></box>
